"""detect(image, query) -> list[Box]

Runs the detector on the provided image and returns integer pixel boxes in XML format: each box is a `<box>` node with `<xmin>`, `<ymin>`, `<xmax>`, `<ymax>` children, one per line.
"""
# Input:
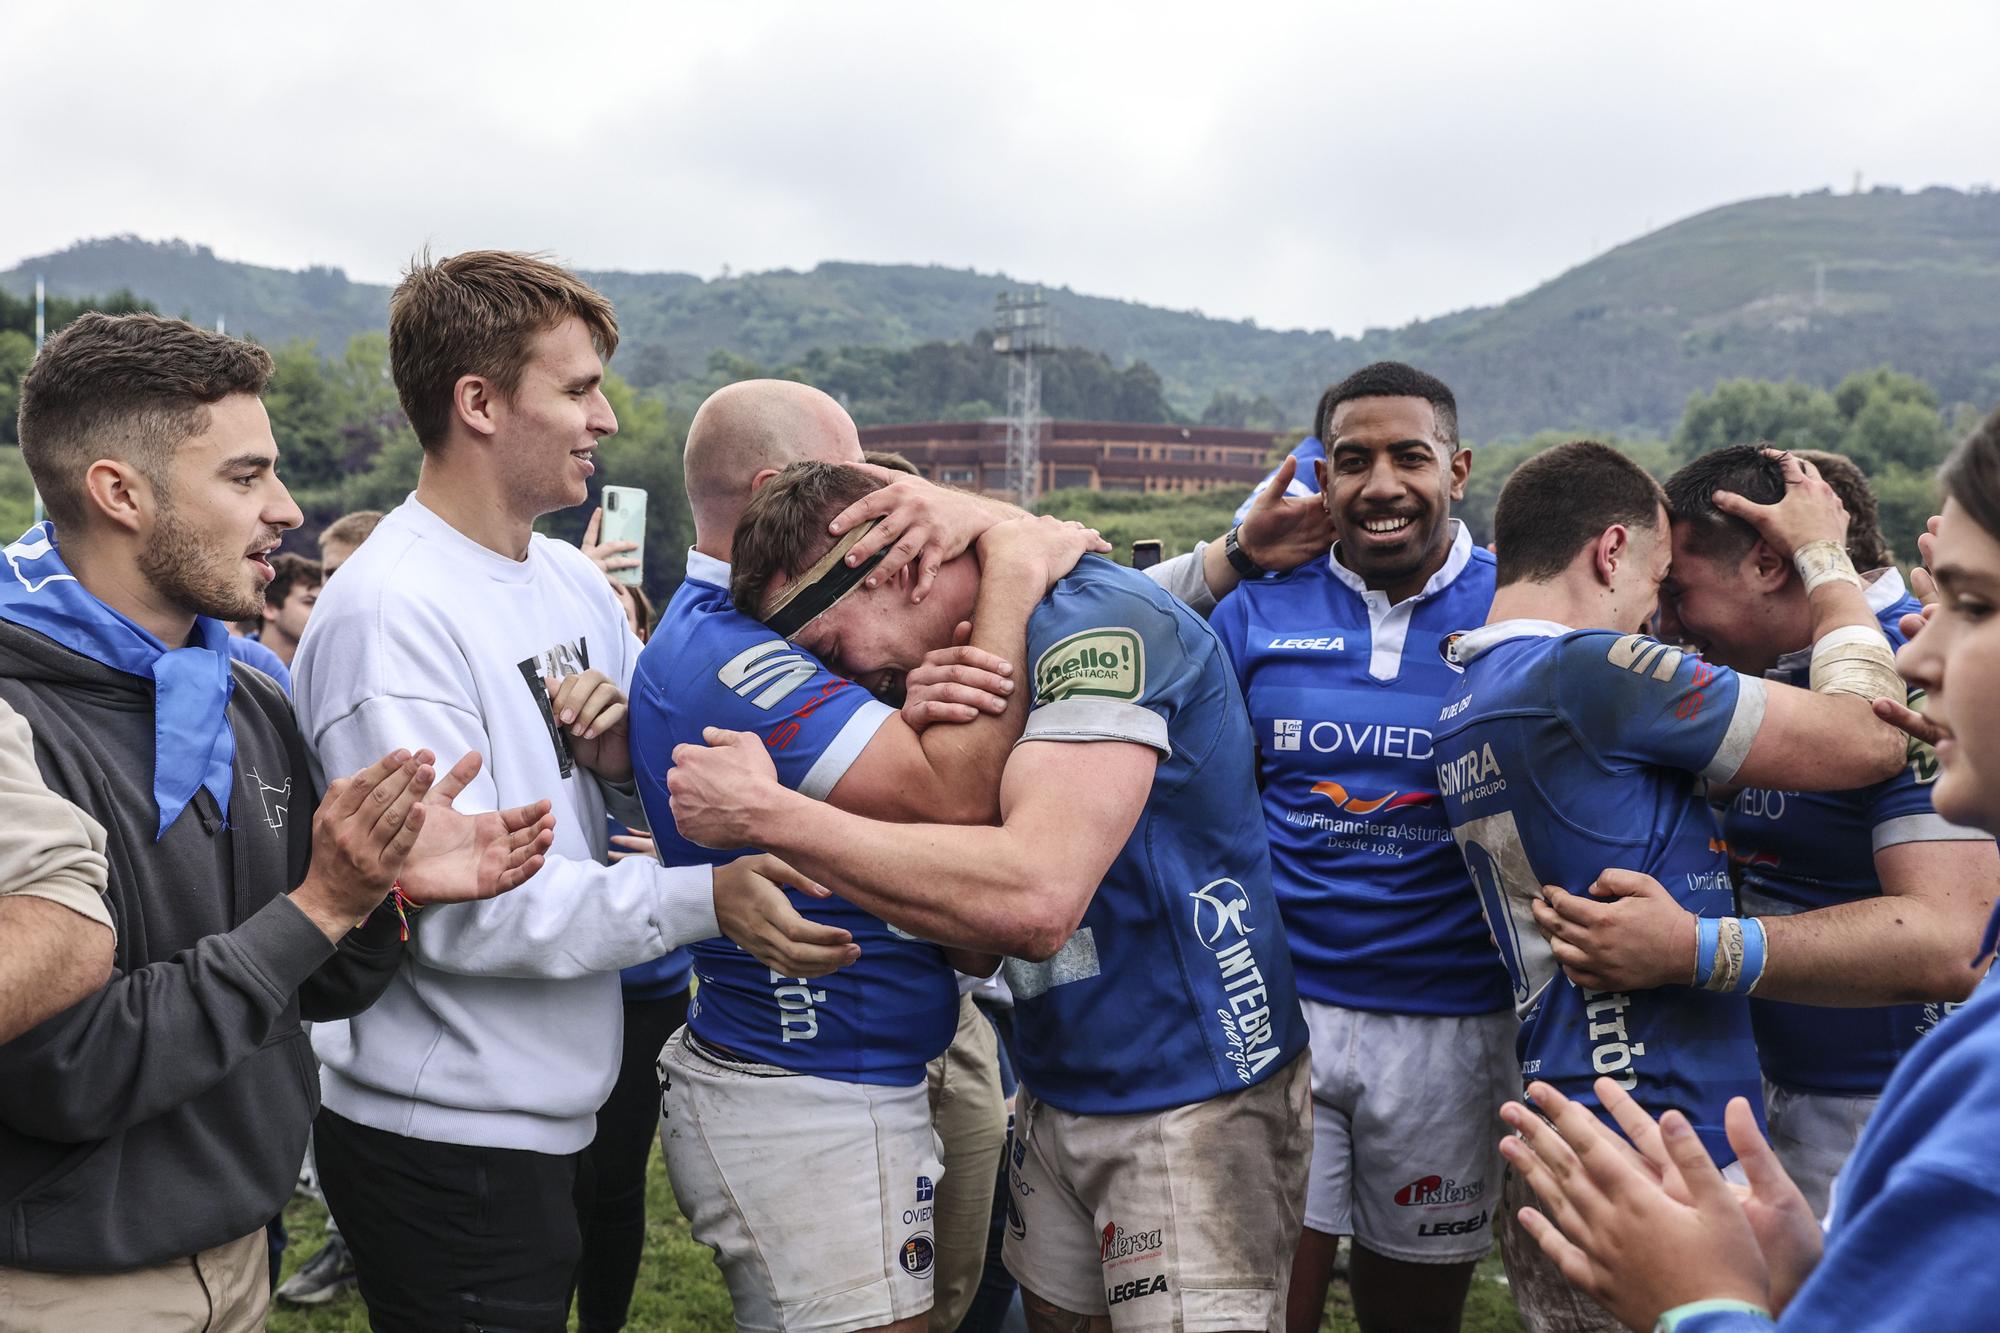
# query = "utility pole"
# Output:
<box><xmin>32</xmin><ymin>278</ymin><xmax>44</xmax><ymax>526</ymax></box>
<box><xmin>993</xmin><ymin>290</ymin><xmax>1051</xmax><ymax>508</ymax></box>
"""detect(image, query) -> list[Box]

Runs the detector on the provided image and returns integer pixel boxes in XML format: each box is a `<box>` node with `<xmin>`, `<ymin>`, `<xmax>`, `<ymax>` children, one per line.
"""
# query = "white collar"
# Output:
<box><xmin>1770</xmin><ymin>567</ymin><xmax>1909</xmax><ymax>676</ymax></box>
<box><xmin>1327</xmin><ymin>519</ymin><xmax>1474</xmax><ymax>603</ymax></box>
<box><xmin>1451</xmin><ymin>617</ymin><xmax>1572</xmax><ymax>665</ymax></box>
<box><xmin>685</xmin><ymin>548</ymin><xmax>730</xmax><ymax>589</ymax></box>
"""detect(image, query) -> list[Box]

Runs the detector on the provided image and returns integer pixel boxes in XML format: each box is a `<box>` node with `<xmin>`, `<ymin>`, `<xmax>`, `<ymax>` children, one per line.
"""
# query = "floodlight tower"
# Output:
<box><xmin>993</xmin><ymin>290</ymin><xmax>1052</xmax><ymax>507</ymax></box>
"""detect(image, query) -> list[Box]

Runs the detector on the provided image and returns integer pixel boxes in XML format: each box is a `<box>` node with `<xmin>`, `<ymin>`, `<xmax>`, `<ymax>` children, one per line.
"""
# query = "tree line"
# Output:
<box><xmin>1</xmin><ymin>293</ymin><xmax>1983</xmax><ymax>594</ymax></box>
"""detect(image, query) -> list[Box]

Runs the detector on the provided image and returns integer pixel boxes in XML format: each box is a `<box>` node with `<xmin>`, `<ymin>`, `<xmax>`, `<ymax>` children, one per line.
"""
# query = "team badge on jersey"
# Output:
<box><xmin>1034</xmin><ymin>628</ymin><xmax>1144</xmax><ymax>705</ymax></box>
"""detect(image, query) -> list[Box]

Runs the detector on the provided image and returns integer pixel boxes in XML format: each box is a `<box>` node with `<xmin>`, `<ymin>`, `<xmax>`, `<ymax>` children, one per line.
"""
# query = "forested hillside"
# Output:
<box><xmin>7</xmin><ymin>186</ymin><xmax>1998</xmax><ymax>437</ymax></box>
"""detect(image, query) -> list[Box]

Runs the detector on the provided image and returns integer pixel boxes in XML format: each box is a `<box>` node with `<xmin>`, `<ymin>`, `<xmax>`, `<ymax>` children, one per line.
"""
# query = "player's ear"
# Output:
<box><xmin>1447</xmin><ymin>445</ymin><xmax>1471</xmax><ymax>503</ymax></box>
<box><xmin>1593</xmin><ymin>524</ymin><xmax>1628</xmax><ymax>587</ymax></box>
<box><xmin>1749</xmin><ymin>539</ymin><xmax>1791</xmax><ymax>592</ymax></box>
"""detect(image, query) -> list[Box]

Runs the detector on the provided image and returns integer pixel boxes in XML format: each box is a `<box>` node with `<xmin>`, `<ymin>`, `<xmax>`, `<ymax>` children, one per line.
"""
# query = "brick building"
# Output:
<box><xmin>857</xmin><ymin>419</ymin><xmax>1284</xmax><ymax>497</ymax></box>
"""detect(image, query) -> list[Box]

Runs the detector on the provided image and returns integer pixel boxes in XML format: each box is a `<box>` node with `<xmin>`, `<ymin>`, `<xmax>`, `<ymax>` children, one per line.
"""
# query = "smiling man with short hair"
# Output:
<box><xmin>1209</xmin><ymin>362</ymin><xmax>1514</xmax><ymax>1333</ymax></box>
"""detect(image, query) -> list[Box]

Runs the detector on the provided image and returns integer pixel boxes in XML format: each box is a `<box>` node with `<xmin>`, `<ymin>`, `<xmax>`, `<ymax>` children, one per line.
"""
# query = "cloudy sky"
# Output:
<box><xmin>6</xmin><ymin>0</ymin><xmax>1995</xmax><ymax>335</ymax></box>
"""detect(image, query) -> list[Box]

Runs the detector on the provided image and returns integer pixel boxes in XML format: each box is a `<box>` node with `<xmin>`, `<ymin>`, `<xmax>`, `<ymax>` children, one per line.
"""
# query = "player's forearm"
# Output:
<box><xmin>748</xmin><ymin>789</ymin><xmax>1074</xmax><ymax>958</ymax></box>
<box><xmin>908</xmin><ymin>556</ymin><xmax>1041</xmax><ymax>821</ymax></box>
<box><xmin>1756</xmin><ymin>897</ymin><xmax>1983</xmax><ymax>1005</ymax></box>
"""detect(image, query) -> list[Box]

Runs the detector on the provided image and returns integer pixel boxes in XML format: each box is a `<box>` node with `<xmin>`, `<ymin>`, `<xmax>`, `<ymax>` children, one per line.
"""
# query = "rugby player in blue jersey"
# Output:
<box><xmin>1495</xmin><ymin>409</ymin><xmax>2000</xmax><ymax>1333</ymax></box>
<box><xmin>1209</xmin><ymin>363</ymin><xmax>1515</xmax><ymax>1333</ymax></box>
<box><xmin>1431</xmin><ymin>441</ymin><xmax>1909</xmax><ymax>1332</ymax></box>
<box><xmin>629</xmin><ymin>381</ymin><xmax>1323</xmax><ymax>1333</ymax></box>
<box><xmin>1527</xmin><ymin>445</ymin><xmax>1996</xmax><ymax>1219</ymax></box>
<box><xmin>670</xmin><ymin>462</ymin><xmax>1314</xmax><ymax>1333</ymax></box>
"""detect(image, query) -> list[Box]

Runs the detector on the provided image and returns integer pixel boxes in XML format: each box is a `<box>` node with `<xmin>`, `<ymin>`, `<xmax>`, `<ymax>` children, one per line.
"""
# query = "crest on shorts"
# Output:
<box><xmin>900</xmin><ymin>1232</ymin><xmax>935</xmax><ymax>1278</ymax></box>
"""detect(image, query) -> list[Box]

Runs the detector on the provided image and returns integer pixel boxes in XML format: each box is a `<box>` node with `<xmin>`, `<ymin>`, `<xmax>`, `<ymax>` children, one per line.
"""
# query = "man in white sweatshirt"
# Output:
<box><xmin>292</xmin><ymin>250</ymin><xmax>854</xmax><ymax>1332</ymax></box>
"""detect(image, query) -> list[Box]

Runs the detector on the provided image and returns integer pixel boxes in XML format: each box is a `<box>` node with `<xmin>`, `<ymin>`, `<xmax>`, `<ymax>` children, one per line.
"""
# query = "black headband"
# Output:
<box><xmin>761</xmin><ymin>522</ymin><xmax>893</xmax><ymax>638</ymax></box>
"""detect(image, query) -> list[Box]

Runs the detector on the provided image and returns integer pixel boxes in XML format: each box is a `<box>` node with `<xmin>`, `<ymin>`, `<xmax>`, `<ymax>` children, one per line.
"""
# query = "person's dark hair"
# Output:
<box><xmin>389</xmin><ymin>250</ymin><xmax>619</xmax><ymax>450</ymax></box>
<box><xmin>729</xmin><ymin>463</ymin><xmax>886</xmax><ymax>617</ymax></box>
<box><xmin>263</xmin><ymin>553</ymin><xmax>322</xmax><ymax>610</ymax></box>
<box><xmin>863</xmin><ymin>449</ymin><xmax>922</xmax><ymax>476</ymax></box>
<box><xmin>1663</xmin><ymin>444</ymin><xmax>1787</xmax><ymax>566</ymax></box>
<box><xmin>1494</xmin><ymin>440</ymin><xmax>1666</xmax><ymax>585</ymax></box>
<box><xmin>1940</xmin><ymin>406</ymin><xmax>2000</xmax><ymax>543</ymax></box>
<box><xmin>1314</xmin><ymin>361</ymin><xmax>1459</xmax><ymax>450</ymax></box>
<box><xmin>17</xmin><ymin>312</ymin><xmax>274</xmax><ymax>527</ymax></box>
<box><xmin>1797</xmin><ymin>450</ymin><xmax>1894</xmax><ymax>569</ymax></box>
<box><xmin>626</xmin><ymin>582</ymin><xmax>657</xmax><ymax>642</ymax></box>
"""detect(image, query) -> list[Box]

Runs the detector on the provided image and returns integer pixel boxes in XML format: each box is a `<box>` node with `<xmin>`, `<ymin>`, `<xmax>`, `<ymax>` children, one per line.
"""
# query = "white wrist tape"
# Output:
<box><xmin>1794</xmin><ymin>539</ymin><xmax>1864</xmax><ymax>595</ymax></box>
<box><xmin>1809</xmin><ymin>623</ymin><xmax>1902</xmax><ymax>701</ymax></box>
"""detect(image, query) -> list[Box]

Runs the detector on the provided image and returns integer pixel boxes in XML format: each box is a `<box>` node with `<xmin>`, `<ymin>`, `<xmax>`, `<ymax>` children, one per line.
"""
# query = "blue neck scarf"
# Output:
<box><xmin>0</xmin><ymin>523</ymin><xmax>236</xmax><ymax>838</ymax></box>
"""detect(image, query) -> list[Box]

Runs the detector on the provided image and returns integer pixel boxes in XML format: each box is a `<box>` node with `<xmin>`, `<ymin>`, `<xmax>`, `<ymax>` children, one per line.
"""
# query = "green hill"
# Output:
<box><xmin>7</xmin><ymin>186</ymin><xmax>1998</xmax><ymax>436</ymax></box>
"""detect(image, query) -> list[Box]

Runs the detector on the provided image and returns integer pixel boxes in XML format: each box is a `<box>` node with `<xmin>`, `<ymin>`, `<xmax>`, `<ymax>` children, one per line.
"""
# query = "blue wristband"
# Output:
<box><xmin>1653</xmin><ymin>1297</ymin><xmax>1774</xmax><ymax>1331</ymax></box>
<box><xmin>1694</xmin><ymin>916</ymin><xmax>1721</xmax><ymax>987</ymax></box>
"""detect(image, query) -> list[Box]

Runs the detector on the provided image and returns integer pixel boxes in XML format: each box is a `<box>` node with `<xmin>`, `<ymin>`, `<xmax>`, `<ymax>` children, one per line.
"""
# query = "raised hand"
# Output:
<box><xmin>580</xmin><ymin>506</ymin><xmax>641</xmax><ymax>577</ymax></box>
<box><xmin>396</xmin><ymin>751</ymin><xmax>556</xmax><ymax>906</ymax></box>
<box><xmin>1239</xmin><ymin>455</ymin><xmax>1334</xmax><ymax>572</ymax></box>
<box><xmin>1712</xmin><ymin>449</ymin><xmax>1849</xmax><ymax>556</ymax></box>
<box><xmin>291</xmin><ymin>749</ymin><xmax>434</xmax><ymax>939</ymax></box>
<box><xmin>1498</xmin><ymin>1079</ymin><xmax>1772</xmax><ymax>1329</ymax></box>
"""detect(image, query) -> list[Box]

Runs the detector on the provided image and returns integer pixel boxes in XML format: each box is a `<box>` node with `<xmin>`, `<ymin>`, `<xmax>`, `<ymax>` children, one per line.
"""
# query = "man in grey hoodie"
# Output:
<box><xmin>0</xmin><ymin>312</ymin><xmax>554</xmax><ymax>1331</ymax></box>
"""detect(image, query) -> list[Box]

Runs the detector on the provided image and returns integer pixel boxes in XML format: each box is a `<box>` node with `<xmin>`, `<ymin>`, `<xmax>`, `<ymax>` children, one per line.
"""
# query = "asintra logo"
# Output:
<box><xmin>1309</xmin><ymin>779</ymin><xmax>1435</xmax><ymax>816</ymax></box>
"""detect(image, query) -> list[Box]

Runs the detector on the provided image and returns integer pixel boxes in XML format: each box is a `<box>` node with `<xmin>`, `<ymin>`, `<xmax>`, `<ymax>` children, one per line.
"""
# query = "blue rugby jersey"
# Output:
<box><xmin>1004</xmin><ymin>556</ymin><xmax>1308</xmax><ymax>1115</ymax></box>
<box><xmin>1209</xmin><ymin>522</ymin><xmax>1510</xmax><ymax>1014</ymax></box>
<box><xmin>628</xmin><ymin>551</ymin><xmax>959</xmax><ymax>1085</ymax></box>
<box><xmin>1435</xmin><ymin>621</ymin><xmax>1768</xmax><ymax>1160</ymax></box>
<box><xmin>1232</xmin><ymin>436</ymin><xmax>1324</xmax><ymax>523</ymax></box>
<box><xmin>1725</xmin><ymin>570</ymin><xmax>1992</xmax><ymax>1096</ymax></box>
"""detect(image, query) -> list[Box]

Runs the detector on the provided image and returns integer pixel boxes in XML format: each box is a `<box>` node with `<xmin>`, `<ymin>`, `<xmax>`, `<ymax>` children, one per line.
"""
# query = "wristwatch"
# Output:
<box><xmin>1223</xmin><ymin>525</ymin><xmax>1265</xmax><ymax>579</ymax></box>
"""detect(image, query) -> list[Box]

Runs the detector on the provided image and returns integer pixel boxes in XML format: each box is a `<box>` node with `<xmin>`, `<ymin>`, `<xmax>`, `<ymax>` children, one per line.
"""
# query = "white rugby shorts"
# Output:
<box><xmin>1001</xmin><ymin>1052</ymin><xmax>1310</xmax><ymax>1332</ymax></box>
<box><xmin>659</xmin><ymin>1030</ymin><xmax>943</xmax><ymax>1333</ymax></box>
<box><xmin>1301</xmin><ymin>1000</ymin><xmax>1517</xmax><ymax>1264</ymax></box>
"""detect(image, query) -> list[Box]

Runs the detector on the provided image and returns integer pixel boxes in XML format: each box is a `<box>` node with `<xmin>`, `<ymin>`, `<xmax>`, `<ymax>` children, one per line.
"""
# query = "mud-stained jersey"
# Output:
<box><xmin>1434</xmin><ymin>620</ymin><xmax>1768</xmax><ymax>1161</ymax></box>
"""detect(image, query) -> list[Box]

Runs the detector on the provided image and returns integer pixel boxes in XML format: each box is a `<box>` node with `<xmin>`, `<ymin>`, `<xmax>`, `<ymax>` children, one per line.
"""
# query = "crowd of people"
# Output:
<box><xmin>0</xmin><ymin>249</ymin><xmax>1997</xmax><ymax>1333</ymax></box>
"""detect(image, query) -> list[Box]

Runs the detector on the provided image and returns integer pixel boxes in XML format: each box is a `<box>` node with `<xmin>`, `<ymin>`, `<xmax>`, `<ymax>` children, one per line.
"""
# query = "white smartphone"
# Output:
<box><xmin>598</xmin><ymin>486</ymin><xmax>648</xmax><ymax>586</ymax></box>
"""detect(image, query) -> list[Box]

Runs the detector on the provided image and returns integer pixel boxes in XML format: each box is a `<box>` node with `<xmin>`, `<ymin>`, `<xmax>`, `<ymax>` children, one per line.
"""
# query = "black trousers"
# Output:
<box><xmin>316</xmin><ymin>1107</ymin><xmax>585</xmax><ymax>1333</ymax></box>
<box><xmin>574</xmin><ymin>988</ymin><xmax>691</xmax><ymax>1333</ymax></box>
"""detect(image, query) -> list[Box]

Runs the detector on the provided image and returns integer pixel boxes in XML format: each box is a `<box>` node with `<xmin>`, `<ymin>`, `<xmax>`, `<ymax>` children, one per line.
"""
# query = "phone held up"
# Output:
<box><xmin>599</xmin><ymin>486</ymin><xmax>648</xmax><ymax>586</ymax></box>
<box><xmin>1130</xmin><ymin>539</ymin><xmax>1163</xmax><ymax>570</ymax></box>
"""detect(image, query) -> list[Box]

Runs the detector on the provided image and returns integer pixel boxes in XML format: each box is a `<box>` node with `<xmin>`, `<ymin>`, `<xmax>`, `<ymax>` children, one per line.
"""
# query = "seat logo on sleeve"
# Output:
<box><xmin>718</xmin><ymin>640</ymin><xmax>819</xmax><ymax>710</ymax></box>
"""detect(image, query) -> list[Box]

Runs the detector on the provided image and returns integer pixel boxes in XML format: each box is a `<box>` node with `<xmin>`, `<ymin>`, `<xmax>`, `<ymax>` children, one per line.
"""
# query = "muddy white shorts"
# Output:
<box><xmin>659</xmin><ymin>1029</ymin><xmax>943</xmax><ymax>1333</ymax></box>
<box><xmin>1302</xmin><ymin>1000</ymin><xmax>1517</xmax><ymax>1264</ymax></box>
<box><xmin>1000</xmin><ymin>1052</ymin><xmax>1310</xmax><ymax>1332</ymax></box>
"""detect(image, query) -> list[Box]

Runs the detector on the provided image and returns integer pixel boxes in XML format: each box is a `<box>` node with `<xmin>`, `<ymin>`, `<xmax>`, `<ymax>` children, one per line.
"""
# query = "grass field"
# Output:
<box><xmin>267</xmin><ymin>1146</ymin><xmax>1525</xmax><ymax>1333</ymax></box>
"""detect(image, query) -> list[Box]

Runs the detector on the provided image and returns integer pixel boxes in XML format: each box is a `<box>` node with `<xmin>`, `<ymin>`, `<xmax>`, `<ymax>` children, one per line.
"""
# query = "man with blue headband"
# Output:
<box><xmin>0</xmin><ymin>312</ymin><xmax>554</xmax><ymax>1329</ymax></box>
